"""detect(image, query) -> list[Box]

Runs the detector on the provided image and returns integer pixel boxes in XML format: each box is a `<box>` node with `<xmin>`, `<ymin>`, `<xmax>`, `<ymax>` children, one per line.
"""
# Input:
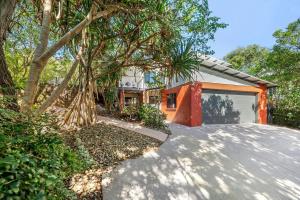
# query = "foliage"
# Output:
<box><xmin>122</xmin><ymin>105</ymin><xmax>139</xmax><ymax>120</ymax></box>
<box><xmin>169</xmin><ymin>0</ymin><xmax>227</xmax><ymax>53</ymax></box>
<box><xmin>138</xmin><ymin>104</ymin><xmax>167</xmax><ymax>131</ymax></box>
<box><xmin>75</xmin><ymin>137</ymin><xmax>97</xmax><ymax>167</ymax></box>
<box><xmin>2</xmin><ymin>0</ymin><xmax>226</xmax><ymax>126</ymax></box>
<box><xmin>96</xmin><ymin>64</ymin><xmax>122</xmax><ymax>112</ymax></box>
<box><xmin>266</xmin><ymin>19</ymin><xmax>300</xmax><ymax>110</ymax></box>
<box><xmin>0</xmin><ymin>108</ymin><xmax>89</xmax><ymax>199</ymax></box>
<box><xmin>224</xmin><ymin>19</ymin><xmax>300</xmax><ymax>128</ymax></box>
<box><xmin>164</xmin><ymin>39</ymin><xmax>201</xmax><ymax>82</ymax></box>
<box><xmin>5</xmin><ymin>3</ymin><xmax>73</xmax><ymax>90</ymax></box>
<box><xmin>272</xmin><ymin>107</ymin><xmax>300</xmax><ymax>129</ymax></box>
<box><xmin>223</xmin><ymin>44</ymin><xmax>270</xmax><ymax>76</ymax></box>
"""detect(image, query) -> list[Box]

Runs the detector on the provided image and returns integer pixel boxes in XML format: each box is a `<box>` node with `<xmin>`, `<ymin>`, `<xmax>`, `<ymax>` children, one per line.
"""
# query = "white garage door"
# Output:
<box><xmin>202</xmin><ymin>89</ymin><xmax>258</xmax><ymax>124</ymax></box>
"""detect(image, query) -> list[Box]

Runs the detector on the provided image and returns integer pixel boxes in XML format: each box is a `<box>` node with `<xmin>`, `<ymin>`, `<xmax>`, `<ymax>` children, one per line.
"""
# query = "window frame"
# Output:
<box><xmin>149</xmin><ymin>95</ymin><xmax>159</xmax><ymax>105</ymax></box>
<box><xmin>144</xmin><ymin>71</ymin><xmax>155</xmax><ymax>84</ymax></box>
<box><xmin>167</xmin><ymin>93</ymin><xmax>177</xmax><ymax>109</ymax></box>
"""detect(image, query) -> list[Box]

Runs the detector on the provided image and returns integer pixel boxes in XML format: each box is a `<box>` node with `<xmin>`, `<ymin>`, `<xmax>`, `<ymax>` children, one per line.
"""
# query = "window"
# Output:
<box><xmin>167</xmin><ymin>93</ymin><xmax>176</xmax><ymax>108</ymax></box>
<box><xmin>149</xmin><ymin>96</ymin><xmax>159</xmax><ymax>105</ymax></box>
<box><xmin>144</xmin><ymin>71</ymin><xmax>155</xmax><ymax>83</ymax></box>
<box><xmin>125</xmin><ymin>97</ymin><xmax>137</xmax><ymax>106</ymax></box>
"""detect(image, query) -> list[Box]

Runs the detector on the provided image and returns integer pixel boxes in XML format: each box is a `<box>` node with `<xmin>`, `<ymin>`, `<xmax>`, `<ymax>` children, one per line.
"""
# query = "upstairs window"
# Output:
<box><xmin>144</xmin><ymin>71</ymin><xmax>155</xmax><ymax>83</ymax></box>
<box><xmin>167</xmin><ymin>93</ymin><xmax>177</xmax><ymax>108</ymax></box>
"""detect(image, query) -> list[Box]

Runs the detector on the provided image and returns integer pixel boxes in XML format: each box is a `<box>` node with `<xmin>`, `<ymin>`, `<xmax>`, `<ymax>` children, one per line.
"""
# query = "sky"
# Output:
<box><xmin>208</xmin><ymin>0</ymin><xmax>300</xmax><ymax>59</ymax></box>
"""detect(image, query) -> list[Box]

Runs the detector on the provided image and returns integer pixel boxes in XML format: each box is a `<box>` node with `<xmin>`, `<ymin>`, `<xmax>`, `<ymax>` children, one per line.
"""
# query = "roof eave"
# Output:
<box><xmin>198</xmin><ymin>54</ymin><xmax>277</xmax><ymax>88</ymax></box>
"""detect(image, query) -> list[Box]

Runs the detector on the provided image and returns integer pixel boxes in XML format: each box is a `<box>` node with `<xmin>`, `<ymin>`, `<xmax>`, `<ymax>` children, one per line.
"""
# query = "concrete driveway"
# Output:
<box><xmin>103</xmin><ymin>124</ymin><xmax>300</xmax><ymax>200</ymax></box>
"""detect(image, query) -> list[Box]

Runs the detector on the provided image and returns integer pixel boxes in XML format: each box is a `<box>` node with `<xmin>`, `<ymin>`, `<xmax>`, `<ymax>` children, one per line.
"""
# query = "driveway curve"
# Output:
<box><xmin>103</xmin><ymin>124</ymin><xmax>300</xmax><ymax>200</ymax></box>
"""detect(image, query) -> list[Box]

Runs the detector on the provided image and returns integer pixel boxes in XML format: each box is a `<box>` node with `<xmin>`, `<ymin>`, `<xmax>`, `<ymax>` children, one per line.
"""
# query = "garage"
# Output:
<box><xmin>161</xmin><ymin>55</ymin><xmax>276</xmax><ymax>127</ymax></box>
<box><xmin>202</xmin><ymin>89</ymin><xmax>257</xmax><ymax>124</ymax></box>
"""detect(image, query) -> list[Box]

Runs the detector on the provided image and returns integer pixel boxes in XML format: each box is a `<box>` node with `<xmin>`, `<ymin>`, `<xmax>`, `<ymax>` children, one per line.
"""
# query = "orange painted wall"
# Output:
<box><xmin>258</xmin><ymin>84</ymin><xmax>268</xmax><ymax>124</ymax></box>
<box><xmin>161</xmin><ymin>82</ymin><xmax>202</xmax><ymax>126</ymax></box>
<box><xmin>161</xmin><ymin>84</ymin><xmax>191</xmax><ymax>126</ymax></box>
<box><xmin>190</xmin><ymin>83</ymin><xmax>202</xmax><ymax>126</ymax></box>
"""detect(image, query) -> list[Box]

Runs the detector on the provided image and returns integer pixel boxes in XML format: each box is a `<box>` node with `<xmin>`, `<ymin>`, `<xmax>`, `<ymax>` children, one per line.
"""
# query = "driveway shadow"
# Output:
<box><xmin>103</xmin><ymin>123</ymin><xmax>300</xmax><ymax>200</ymax></box>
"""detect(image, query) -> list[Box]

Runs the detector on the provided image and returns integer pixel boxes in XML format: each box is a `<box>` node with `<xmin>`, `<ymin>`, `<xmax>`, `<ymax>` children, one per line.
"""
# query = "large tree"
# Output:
<box><xmin>223</xmin><ymin>44</ymin><xmax>270</xmax><ymax>76</ymax></box>
<box><xmin>3</xmin><ymin>0</ymin><xmax>226</xmax><ymax>127</ymax></box>
<box><xmin>0</xmin><ymin>0</ymin><xmax>18</xmax><ymax>111</ymax></box>
<box><xmin>224</xmin><ymin>19</ymin><xmax>300</xmax><ymax>110</ymax></box>
<box><xmin>266</xmin><ymin>18</ymin><xmax>300</xmax><ymax>109</ymax></box>
<box><xmin>21</xmin><ymin>0</ymin><xmax>133</xmax><ymax>112</ymax></box>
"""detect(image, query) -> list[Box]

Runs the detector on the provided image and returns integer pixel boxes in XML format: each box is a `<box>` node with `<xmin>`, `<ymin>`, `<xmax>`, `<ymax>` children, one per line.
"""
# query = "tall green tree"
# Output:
<box><xmin>223</xmin><ymin>44</ymin><xmax>270</xmax><ymax>76</ymax></box>
<box><xmin>266</xmin><ymin>18</ymin><xmax>300</xmax><ymax>109</ymax></box>
<box><xmin>224</xmin><ymin>19</ymin><xmax>300</xmax><ymax>110</ymax></box>
<box><xmin>3</xmin><ymin>0</ymin><xmax>226</xmax><ymax>125</ymax></box>
<box><xmin>0</xmin><ymin>0</ymin><xmax>18</xmax><ymax>111</ymax></box>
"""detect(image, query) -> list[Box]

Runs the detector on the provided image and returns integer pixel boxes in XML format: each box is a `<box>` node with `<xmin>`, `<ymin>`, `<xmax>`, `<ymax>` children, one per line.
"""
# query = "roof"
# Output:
<box><xmin>199</xmin><ymin>55</ymin><xmax>277</xmax><ymax>88</ymax></box>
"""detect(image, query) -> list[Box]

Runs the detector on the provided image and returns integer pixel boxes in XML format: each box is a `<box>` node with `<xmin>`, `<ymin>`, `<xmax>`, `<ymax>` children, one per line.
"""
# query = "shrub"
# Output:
<box><xmin>0</xmin><ymin>108</ymin><xmax>89</xmax><ymax>199</ymax></box>
<box><xmin>138</xmin><ymin>104</ymin><xmax>168</xmax><ymax>131</ymax></box>
<box><xmin>272</xmin><ymin>107</ymin><xmax>300</xmax><ymax>129</ymax></box>
<box><xmin>121</xmin><ymin>105</ymin><xmax>138</xmax><ymax>120</ymax></box>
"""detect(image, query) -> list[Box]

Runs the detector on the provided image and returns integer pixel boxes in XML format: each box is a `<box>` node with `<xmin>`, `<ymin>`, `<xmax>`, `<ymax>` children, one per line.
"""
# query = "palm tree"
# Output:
<box><xmin>165</xmin><ymin>40</ymin><xmax>201</xmax><ymax>83</ymax></box>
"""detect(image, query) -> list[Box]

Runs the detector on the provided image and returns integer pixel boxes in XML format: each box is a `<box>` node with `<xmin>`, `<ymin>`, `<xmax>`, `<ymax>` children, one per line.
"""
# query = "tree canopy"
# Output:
<box><xmin>0</xmin><ymin>0</ymin><xmax>226</xmax><ymax>126</ymax></box>
<box><xmin>223</xmin><ymin>44</ymin><xmax>270</xmax><ymax>77</ymax></box>
<box><xmin>224</xmin><ymin>18</ymin><xmax>300</xmax><ymax>111</ymax></box>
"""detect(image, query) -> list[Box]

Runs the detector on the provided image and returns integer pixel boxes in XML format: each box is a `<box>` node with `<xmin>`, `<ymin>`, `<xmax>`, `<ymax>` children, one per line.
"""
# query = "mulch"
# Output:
<box><xmin>63</xmin><ymin>122</ymin><xmax>162</xmax><ymax>199</ymax></box>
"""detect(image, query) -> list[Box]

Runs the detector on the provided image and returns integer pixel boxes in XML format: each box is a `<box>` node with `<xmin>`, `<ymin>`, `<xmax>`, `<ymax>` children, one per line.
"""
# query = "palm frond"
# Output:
<box><xmin>168</xmin><ymin>40</ymin><xmax>200</xmax><ymax>81</ymax></box>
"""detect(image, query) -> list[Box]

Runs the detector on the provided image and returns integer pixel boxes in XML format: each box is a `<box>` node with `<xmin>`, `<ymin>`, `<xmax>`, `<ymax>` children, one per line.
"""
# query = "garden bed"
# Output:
<box><xmin>98</xmin><ymin>108</ymin><xmax>171</xmax><ymax>135</ymax></box>
<box><xmin>63</xmin><ymin>122</ymin><xmax>162</xmax><ymax>199</ymax></box>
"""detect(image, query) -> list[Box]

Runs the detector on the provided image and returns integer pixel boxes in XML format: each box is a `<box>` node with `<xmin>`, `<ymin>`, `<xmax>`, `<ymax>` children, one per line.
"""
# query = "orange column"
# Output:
<box><xmin>258</xmin><ymin>84</ymin><xmax>267</xmax><ymax>124</ymax></box>
<box><xmin>190</xmin><ymin>82</ymin><xmax>202</xmax><ymax>126</ymax></box>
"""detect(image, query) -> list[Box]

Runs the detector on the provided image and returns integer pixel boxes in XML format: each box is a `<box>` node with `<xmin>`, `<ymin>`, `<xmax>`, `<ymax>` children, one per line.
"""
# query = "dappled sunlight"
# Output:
<box><xmin>253</xmin><ymin>192</ymin><xmax>271</xmax><ymax>200</ymax></box>
<box><xmin>199</xmin><ymin>187</ymin><xmax>210</xmax><ymax>199</ymax></box>
<box><xmin>103</xmin><ymin>123</ymin><xmax>300</xmax><ymax>199</ymax></box>
<box><xmin>69</xmin><ymin>168</ymin><xmax>104</xmax><ymax>198</ymax></box>
<box><xmin>276</xmin><ymin>179</ymin><xmax>300</xmax><ymax>200</ymax></box>
<box><xmin>215</xmin><ymin>176</ymin><xmax>230</xmax><ymax>194</ymax></box>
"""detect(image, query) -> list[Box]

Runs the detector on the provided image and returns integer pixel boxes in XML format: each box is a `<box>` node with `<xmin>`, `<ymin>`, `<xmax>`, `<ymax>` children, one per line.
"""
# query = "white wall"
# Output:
<box><xmin>120</xmin><ymin>64</ymin><xmax>258</xmax><ymax>90</ymax></box>
<box><xmin>119</xmin><ymin>67</ymin><xmax>145</xmax><ymax>89</ymax></box>
<box><xmin>168</xmin><ymin>66</ymin><xmax>257</xmax><ymax>88</ymax></box>
<box><xmin>194</xmin><ymin>66</ymin><xmax>258</xmax><ymax>86</ymax></box>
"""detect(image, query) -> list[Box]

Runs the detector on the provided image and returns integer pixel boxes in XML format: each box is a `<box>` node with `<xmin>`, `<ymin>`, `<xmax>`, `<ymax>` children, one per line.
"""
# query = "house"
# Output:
<box><xmin>118</xmin><ymin>68</ymin><xmax>162</xmax><ymax>109</ymax></box>
<box><xmin>118</xmin><ymin>55</ymin><xmax>276</xmax><ymax>127</ymax></box>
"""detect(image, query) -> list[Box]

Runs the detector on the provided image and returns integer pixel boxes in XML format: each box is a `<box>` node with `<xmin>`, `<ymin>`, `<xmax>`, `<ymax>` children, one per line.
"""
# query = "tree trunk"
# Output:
<box><xmin>0</xmin><ymin>0</ymin><xmax>19</xmax><ymax>111</ymax></box>
<box><xmin>22</xmin><ymin>0</ymin><xmax>52</xmax><ymax>112</ymax></box>
<box><xmin>36</xmin><ymin>57</ymin><xmax>79</xmax><ymax>115</ymax></box>
<box><xmin>0</xmin><ymin>40</ymin><xmax>19</xmax><ymax>110</ymax></box>
<box><xmin>22</xmin><ymin>5</ymin><xmax>118</xmax><ymax>112</ymax></box>
<box><xmin>33</xmin><ymin>83</ymin><xmax>47</xmax><ymax>104</ymax></box>
<box><xmin>63</xmin><ymin>64</ymin><xmax>96</xmax><ymax>128</ymax></box>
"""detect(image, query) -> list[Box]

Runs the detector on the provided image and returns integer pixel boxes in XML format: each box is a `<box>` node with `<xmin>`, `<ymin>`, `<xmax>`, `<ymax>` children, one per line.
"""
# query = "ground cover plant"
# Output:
<box><xmin>0</xmin><ymin>108</ymin><xmax>90</xmax><ymax>199</ymax></box>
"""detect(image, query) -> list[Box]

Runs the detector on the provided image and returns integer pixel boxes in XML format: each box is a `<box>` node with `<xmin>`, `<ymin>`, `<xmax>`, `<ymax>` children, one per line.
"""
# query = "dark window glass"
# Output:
<box><xmin>149</xmin><ymin>96</ymin><xmax>159</xmax><ymax>104</ymax></box>
<box><xmin>167</xmin><ymin>93</ymin><xmax>176</xmax><ymax>108</ymax></box>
